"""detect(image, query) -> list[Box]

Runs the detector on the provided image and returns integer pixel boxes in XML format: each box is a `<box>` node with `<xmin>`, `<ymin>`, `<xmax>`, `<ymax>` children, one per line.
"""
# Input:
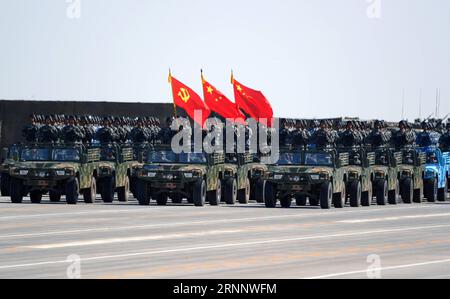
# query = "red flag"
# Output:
<box><xmin>202</xmin><ymin>73</ymin><xmax>246</xmax><ymax>124</ymax></box>
<box><xmin>169</xmin><ymin>72</ymin><xmax>211</xmax><ymax>126</ymax></box>
<box><xmin>232</xmin><ymin>74</ymin><xmax>274</xmax><ymax>127</ymax></box>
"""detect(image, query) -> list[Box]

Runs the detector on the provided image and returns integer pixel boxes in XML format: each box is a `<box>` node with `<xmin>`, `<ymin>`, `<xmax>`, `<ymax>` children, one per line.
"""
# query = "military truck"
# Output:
<box><xmin>264</xmin><ymin>147</ymin><xmax>350</xmax><ymax>209</ymax></box>
<box><xmin>135</xmin><ymin>145</ymin><xmax>225</xmax><ymax>207</ymax></box>
<box><xmin>221</xmin><ymin>153</ymin><xmax>267</xmax><ymax>204</ymax></box>
<box><xmin>420</xmin><ymin>147</ymin><xmax>448</xmax><ymax>202</ymax></box>
<box><xmin>8</xmin><ymin>143</ymin><xmax>100</xmax><ymax>204</ymax></box>
<box><xmin>338</xmin><ymin>147</ymin><xmax>375</xmax><ymax>207</ymax></box>
<box><xmin>94</xmin><ymin>144</ymin><xmax>141</xmax><ymax>202</ymax></box>
<box><xmin>397</xmin><ymin>148</ymin><xmax>426</xmax><ymax>203</ymax></box>
<box><xmin>371</xmin><ymin>147</ymin><xmax>402</xmax><ymax>205</ymax></box>
<box><xmin>0</xmin><ymin>144</ymin><xmax>20</xmax><ymax>196</ymax></box>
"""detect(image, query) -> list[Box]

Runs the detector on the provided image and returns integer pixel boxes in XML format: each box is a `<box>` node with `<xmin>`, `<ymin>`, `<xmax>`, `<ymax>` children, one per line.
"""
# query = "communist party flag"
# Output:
<box><xmin>169</xmin><ymin>72</ymin><xmax>211</xmax><ymax>126</ymax></box>
<box><xmin>201</xmin><ymin>72</ymin><xmax>246</xmax><ymax>124</ymax></box>
<box><xmin>232</xmin><ymin>73</ymin><xmax>274</xmax><ymax>127</ymax></box>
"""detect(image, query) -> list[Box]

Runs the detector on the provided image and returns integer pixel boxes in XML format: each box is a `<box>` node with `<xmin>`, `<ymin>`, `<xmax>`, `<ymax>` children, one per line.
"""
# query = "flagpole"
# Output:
<box><xmin>168</xmin><ymin>69</ymin><xmax>177</xmax><ymax>118</ymax></box>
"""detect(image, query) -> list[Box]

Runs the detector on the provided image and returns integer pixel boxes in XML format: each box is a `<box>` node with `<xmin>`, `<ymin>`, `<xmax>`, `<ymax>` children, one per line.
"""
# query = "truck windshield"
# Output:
<box><xmin>100</xmin><ymin>147</ymin><xmax>116</xmax><ymax>161</ymax></box>
<box><xmin>277</xmin><ymin>153</ymin><xmax>301</xmax><ymax>165</ymax></box>
<box><xmin>52</xmin><ymin>149</ymin><xmax>80</xmax><ymax>162</ymax></box>
<box><xmin>402</xmin><ymin>150</ymin><xmax>415</xmax><ymax>165</ymax></box>
<box><xmin>20</xmin><ymin>148</ymin><xmax>50</xmax><ymax>161</ymax></box>
<box><xmin>304</xmin><ymin>152</ymin><xmax>333</xmax><ymax>166</ymax></box>
<box><xmin>179</xmin><ymin>153</ymin><xmax>207</xmax><ymax>164</ymax></box>
<box><xmin>375</xmin><ymin>150</ymin><xmax>389</xmax><ymax>166</ymax></box>
<box><xmin>426</xmin><ymin>152</ymin><xmax>439</xmax><ymax>164</ymax></box>
<box><xmin>147</xmin><ymin>151</ymin><xmax>177</xmax><ymax>163</ymax></box>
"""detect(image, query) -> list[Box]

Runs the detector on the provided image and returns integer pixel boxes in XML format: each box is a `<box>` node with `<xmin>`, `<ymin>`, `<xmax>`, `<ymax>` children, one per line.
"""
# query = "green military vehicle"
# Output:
<box><xmin>1</xmin><ymin>144</ymin><xmax>20</xmax><ymax>196</ymax></box>
<box><xmin>221</xmin><ymin>153</ymin><xmax>268</xmax><ymax>204</ymax></box>
<box><xmin>94</xmin><ymin>144</ymin><xmax>141</xmax><ymax>202</ymax></box>
<box><xmin>135</xmin><ymin>145</ymin><xmax>225</xmax><ymax>207</ymax></box>
<box><xmin>338</xmin><ymin>147</ymin><xmax>376</xmax><ymax>207</ymax></box>
<box><xmin>397</xmin><ymin>148</ymin><xmax>426</xmax><ymax>203</ymax></box>
<box><xmin>8</xmin><ymin>143</ymin><xmax>100</xmax><ymax>204</ymax></box>
<box><xmin>371</xmin><ymin>147</ymin><xmax>402</xmax><ymax>205</ymax></box>
<box><xmin>264</xmin><ymin>147</ymin><xmax>350</xmax><ymax>209</ymax></box>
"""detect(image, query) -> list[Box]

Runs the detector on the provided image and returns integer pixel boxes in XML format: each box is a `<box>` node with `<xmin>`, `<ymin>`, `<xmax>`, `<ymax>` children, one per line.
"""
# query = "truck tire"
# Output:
<box><xmin>171</xmin><ymin>194</ymin><xmax>183</xmax><ymax>204</ymax></box>
<box><xmin>361</xmin><ymin>181</ymin><xmax>373</xmax><ymax>207</ymax></box>
<box><xmin>223</xmin><ymin>178</ymin><xmax>237</xmax><ymax>205</ymax></box>
<box><xmin>253</xmin><ymin>179</ymin><xmax>265</xmax><ymax>203</ymax></box>
<box><xmin>349</xmin><ymin>181</ymin><xmax>362</xmax><ymax>207</ymax></box>
<box><xmin>156</xmin><ymin>194</ymin><xmax>168</xmax><ymax>206</ymax></box>
<box><xmin>437</xmin><ymin>180</ymin><xmax>448</xmax><ymax>202</ymax></box>
<box><xmin>280</xmin><ymin>197</ymin><xmax>292</xmax><ymax>208</ymax></box>
<box><xmin>65</xmin><ymin>178</ymin><xmax>79</xmax><ymax>205</ymax></box>
<box><xmin>1</xmin><ymin>173</ymin><xmax>10</xmax><ymax>196</ymax></box>
<box><xmin>401</xmin><ymin>178</ymin><xmax>413</xmax><ymax>204</ymax></box>
<box><xmin>49</xmin><ymin>191</ymin><xmax>61</xmax><ymax>202</ymax></box>
<box><xmin>193</xmin><ymin>179</ymin><xmax>206</xmax><ymax>207</ymax></box>
<box><xmin>264</xmin><ymin>182</ymin><xmax>277</xmax><ymax>208</ymax></box>
<box><xmin>117</xmin><ymin>176</ymin><xmax>130</xmax><ymax>202</ymax></box>
<box><xmin>424</xmin><ymin>179</ymin><xmax>438</xmax><ymax>202</ymax></box>
<box><xmin>333</xmin><ymin>186</ymin><xmax>346</xmax><ymax>209</ymax></box>
<box><xmin>208</xmin><ymin>179</ymin><xmax>222</xmax><ymax>206</ymax></box>
<box><xmin>136</xmin><ymin>180</ymin><xmax>150</xmax><ymax>206</ymax></box>
<box><xmin>376</xmin><ymin>179</ymin><xmax>388</xmax><ymax>206</ymax></box>
<box><xmin>30</xmin><ymin>191</ymin><xmax>42</xmax><ymax>204</ymax></box>
<box><xmin>295</xmin><ymin>194</ymin><xmax>307</xmax><ymax>206</ymax></box>
<box><xmin>388</xmin><ymin>180</ymin><xmax>400</xmax><ymax>205</ymax></box>
<box><xmin>101</xmin><ymin>176</ymin><xmax>115</xmax><ymax>203</ymax></box>
<box><xmin>238</xmin><ymin>177</ymin><xmax>251</xmax><ymax>204</ymax></box>
<box><xmin>320</xmin><ymin>182</ymin><xmax>333</xmax><ymax>209</ymax></box>
<box><xmin>10</xmin><ymin>177</ymin><xmax>23</xmax><ymax>203</ymax></box>
<box><xmin>83</xmin><ymin>177</ymin><xmax>97</xmax><ymax>203</ymax></box>
<box><xmin>309</xmin><ymin>197</ymin><xmax>319</xmax><ymax>206</ymax></box>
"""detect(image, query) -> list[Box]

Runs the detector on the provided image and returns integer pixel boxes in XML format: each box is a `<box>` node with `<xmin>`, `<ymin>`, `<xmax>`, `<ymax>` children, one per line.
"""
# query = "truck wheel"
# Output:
<box><xmin>413</xmin><ymin>188</ymin><xmax>422</xmax><ymax>203</ymax></box>
<box><xmin>1</xmin><ymin>173</ymin><xmax>10</xmax><ymax>196</ymax></box>
<box><xmin>238</xmin><ymin>178</ymin><xmax>251</xmax><ymax>204</ymax></box>
<box><xmin>207</xmin><ymin>179</ymin><xmax>222</xmax><ymax>206</ymax></box>
<box><xmin>10</xmin><ymin>177</ymin><xmax>23</xmax><ymax>203</ymax></box>
<box><xmin>83</xmin><ymin>177</ymin><xmax>97</xmax><ymax>203</ymax></box>
<box><xmin>253</xmin><ymin>179</ymin><xmax>266</xmax><ymax>203</ymax></box>
<box><xmin>295</xmin><ymin>194</ymin><xmax>307</xmax><ymax>206</ymax></box>
<box><xmin>361</xmin><ymin>181</ymin><xmax>373</xmax><ymax>207</ymax></box>
<box><xmin>264</xmin><ymin>182</ymin><xmax>277</xmax><ymax>208</ymax></box>
<box><xmin>156</xmin><ymin>194</ymin><xmax>168</xmax><ymax>206</ymax></box>
<box><xmin>223</xmin><ymin>178</ymin><xmax>237</xmax><ymax>205</ymax></box>
<box><xmin>424</xmin><ymin>179</ymin><xmax>438</xmax><ymax>202</ymax></box>
<box><xmin>401</xmin><ymin>178</ymin><xmax>413</xmax><ymax>204</ymax></box>
<box><xmin>193</xmin><ymin>179</ymin><xmax>206</xmax><ymax>207</ymax></box>
<box><xmin>49</xmin><ymin>191</ymin><xmax>61</xmax><ymax>202</ymax></box>
<box><xmin>280</xmin><ymin>197</ymin><xmax>292</xmax><ymax>208</ymax></box>
<box><xmin>388</xmin><ymin>180</ymin><xmax>400</xmax><ymax>205</ymax></box>
<box><xmin>101</xmin><ymin>176</ymin><xmax>115</xmax><ymax>203</ymax></box>
<box><xmin>171</xmin><ymin>194</ymin><xmax>183</xmax><ymax>204</ymax></box>
<box><xmin>309</xmin><ymin>197</ymin><xmax>319</xmax><ymax>206</ymax></box>
<box><xmin>376</xmin><ymin>179</ymin><xmax>388</xmax><ymax>206</ymax></box>
<box><xmin>30</xmin><ymin>191</ymin><xmax>42</xmax><ymax>204</ymax></box>
<box><xmin>437</xmin><ymin>180</ymin><xmax>448</xmax><ymax>202</ymax></box>
<box><xmin>65</xmin><ymin>178</ymin><xmax>79</xmax><ymax>205</ymax></box>
<box><xmin>136</xmin><ymin>180</ymin><xmax>150</xmax><ymax>206</ymax></box>
<box><xmin>117</xmin><ymin>176</ymin><xmax>130</xmax><ymax>202</ymax></box>
<box><xmin>320</xmin><ymin>182</ymin><xmax>333</xmax><ymax>209</ymax></box>
<box><xmin>333</xmin><ymin>186</ymin><xmax>346</xmax><ymax>209</ymax></box>
<box><xmin>349</xmin><ymin>181</ymin><xmax>362</xmax><ymax>207</ymax></box>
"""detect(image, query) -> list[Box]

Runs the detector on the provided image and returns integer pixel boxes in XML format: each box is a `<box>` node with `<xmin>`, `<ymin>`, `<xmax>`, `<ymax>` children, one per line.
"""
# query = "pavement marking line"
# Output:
<box><xmin>23</xmin><ymin>229</ymin><xmax>243</xmax><ymax>249</ymax></box>
<box><xmin>0</xmin><ymin>205</ymin><xmax>441</xmax><ymax>239</ymax></box>
<box><xmin>304</xmin><ymin>258</ymin><xmax>450</xmax><ymax>279</ymax></box>
<box><xmin>2</xmin><ymin>223</ymin><xmax>450</xmax><ymax>270</ymax></box>
<box><xmin>338</xmin><ymin>212</ymin><xmax>450</xmax><ymax>224</ymax></box>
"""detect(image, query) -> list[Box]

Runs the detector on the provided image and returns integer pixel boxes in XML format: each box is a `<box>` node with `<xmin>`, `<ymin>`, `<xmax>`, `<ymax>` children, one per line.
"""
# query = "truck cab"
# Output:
<box><xmin>420</xmin><ymin>147</ymin><xmax>448</xmax><ymax>202</ymax></box>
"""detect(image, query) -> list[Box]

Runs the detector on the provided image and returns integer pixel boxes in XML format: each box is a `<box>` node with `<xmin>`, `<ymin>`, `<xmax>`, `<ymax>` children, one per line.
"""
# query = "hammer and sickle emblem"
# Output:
<box><xmin>178</xmin><ymin>88</ymin><xmax>190</xmax><ymax>103</ymax></box>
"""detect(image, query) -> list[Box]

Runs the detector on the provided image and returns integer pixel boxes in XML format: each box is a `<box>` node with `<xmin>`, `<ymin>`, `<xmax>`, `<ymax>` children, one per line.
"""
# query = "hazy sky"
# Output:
<box><xmin>0</xmin><ymin>0</ymin><xmax>449</xmax><ymax>121</ymax></box>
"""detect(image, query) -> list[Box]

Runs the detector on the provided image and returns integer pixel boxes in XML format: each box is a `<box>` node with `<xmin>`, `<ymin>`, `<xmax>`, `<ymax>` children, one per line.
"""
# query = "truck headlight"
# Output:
<box><xmin>310</xmin><ymin>174</ymin><xmax>320</xmax><ymax>180</ymax></box>
<box><xmin>19</xmin><ymin>169</ymin><xmax>29</xmax><ymax>176</ymax></box>
<box><xmin>147</xmin><ymin>172</ymin><xmax>157</xmax><ymax>178</ymax></box>
<box><xmin>56</xmin><ymin>170</ymin><xmax>65</xmax><ymax>176</ymax></box>
<box><xmin>274</xmin><ymin>174</ymin><xmax>283</xmax><ymax>180</ymax></box>
<box><xmin>184</xmin><ymin>173</ymin><xmax>193</xmax><ymax>178</ymax></box>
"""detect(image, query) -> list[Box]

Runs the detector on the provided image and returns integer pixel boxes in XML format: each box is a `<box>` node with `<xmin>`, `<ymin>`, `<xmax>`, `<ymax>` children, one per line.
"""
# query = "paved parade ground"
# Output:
<box><xmin>0</xmin><ymin>196</ymin><xmax>450</xmax><ymax>279</ymax></box>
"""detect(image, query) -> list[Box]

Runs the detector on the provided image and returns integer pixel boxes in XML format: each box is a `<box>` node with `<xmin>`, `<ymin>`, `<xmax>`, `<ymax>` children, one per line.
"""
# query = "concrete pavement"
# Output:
<box><xmin>0</xmin><ymin>195</ymin><xmax>450</xmax><ymax>279</ymax></box>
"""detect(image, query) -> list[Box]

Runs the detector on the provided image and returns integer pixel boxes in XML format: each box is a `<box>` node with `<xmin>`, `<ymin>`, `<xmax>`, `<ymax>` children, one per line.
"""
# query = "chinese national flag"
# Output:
<box><xmin>202</xmin><ymin>74</ymin><xmax>246</xmax><ymax>124</ymax></box>
<box><xmin>232</xmin><ymin>76</ymin><xmax>274</xmax><ymax>127</ymax></box>
<box><xmin>169</xmin><ymin>73</ymin><xmax>211</xmax><ymax>126</ymax></box>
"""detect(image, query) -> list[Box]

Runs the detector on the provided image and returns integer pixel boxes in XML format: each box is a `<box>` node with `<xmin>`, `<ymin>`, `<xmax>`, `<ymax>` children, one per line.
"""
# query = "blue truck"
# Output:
<box><xmin>420</xmin><ymin>147</ymin><xmax>449</xmax><ymax>202</ymax></box>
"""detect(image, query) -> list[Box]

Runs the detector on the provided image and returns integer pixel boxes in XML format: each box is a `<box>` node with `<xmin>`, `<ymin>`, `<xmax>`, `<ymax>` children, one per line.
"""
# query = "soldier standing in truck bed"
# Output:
<box><xmin>292</xmin><ymin>120</ymin><xmax>310</xmax><ymax>148</ymax></box>
<box><xmin>365</xmin><ymin>120</ymin><xmax>392</xmax><ymax>148</ymax></box>
<box><xmin>439</xmin><ymin>122</ymin><xmax>450</xmax><ymax>152</ymax></box>
<box><xmin>129</xmin><ymin>117</ymin><xmax>151</xmax><ymax>143</ymax></box>
<box><xmin>37</xmin><ymin>115</ymin><xmax>59</xmax><ymax>143</ymax></box>
<box><xmin>337</xmin><ymin>121</ymin><xmax>363</xmax><ymax>148</ymax></box>
<box><xmin>95</xmin><ymin>117</ymin><xmax>118</xmax><ymax>144</ymax></box>
<box><xmin>310</xmin><ymin>120</ymin><xmax>336</xmax><ymax>149</ymax></box>
<box><xmin>392</xmin><ymin>120</ymin><xmax>416</xmax><ymax>150</ymax></box>
<box><xmin>61</xmin><ymin>115</ymin><xmax>85</xmax><ymax>143</ymax></box>
<box><xmin>22</xmin><ymin>114</ymin><xmax>40</xmax><ymax>143</ymax></box>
